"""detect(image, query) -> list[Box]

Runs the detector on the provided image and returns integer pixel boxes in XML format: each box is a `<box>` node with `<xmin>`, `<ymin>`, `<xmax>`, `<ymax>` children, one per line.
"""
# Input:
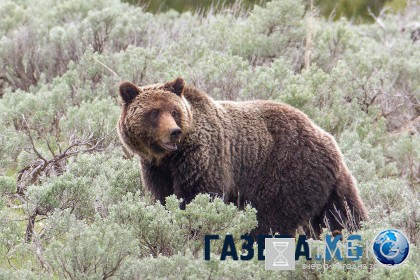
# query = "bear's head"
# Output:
<box><xmin>117</xmin><ymin>77</ymin><xmax>192</xmax><ymax>160</ymax></box>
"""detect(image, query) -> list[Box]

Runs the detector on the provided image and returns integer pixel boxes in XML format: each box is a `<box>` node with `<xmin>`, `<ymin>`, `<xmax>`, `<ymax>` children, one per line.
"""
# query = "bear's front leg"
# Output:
<box><xmin>172</xmin><ymin>171</ymin><xmax>224</xmax><ymax>209</ymax></box>
<box><xmin>140</xmin><ymin>160</ymin><xmax>174</xmax><ymax>205</ymax></box>
<box><xmin>171</xmin><ymin>153</ymin><xmax>227</xmax><ymax>210</ymax></box>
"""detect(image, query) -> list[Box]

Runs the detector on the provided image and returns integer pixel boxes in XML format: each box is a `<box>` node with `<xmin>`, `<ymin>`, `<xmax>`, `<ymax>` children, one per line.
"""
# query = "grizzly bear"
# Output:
<box><xmin>117</xmin><ymin>77</ymin><xmax>368</xmax><ymax>237</ymax></box>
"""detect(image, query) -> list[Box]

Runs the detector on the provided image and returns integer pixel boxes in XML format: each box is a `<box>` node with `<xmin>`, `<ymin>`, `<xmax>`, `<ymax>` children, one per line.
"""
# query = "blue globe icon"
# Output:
<box><xmin>372</xmin><ymin>229</ymin><xmax>410</xmax><ymax>266</ymax></box>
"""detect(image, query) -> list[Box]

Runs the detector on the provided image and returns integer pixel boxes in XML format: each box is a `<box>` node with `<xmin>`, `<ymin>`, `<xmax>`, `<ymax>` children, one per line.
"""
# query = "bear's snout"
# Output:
<box><xmin>159</xmin><ymin>127</ymin><xmax>182</xmax><ymax>152</ymax></box>
<box><xmin>170</xmin><ymin>128</ymin><xmax>182</xmax><ymax>141</ymax></box>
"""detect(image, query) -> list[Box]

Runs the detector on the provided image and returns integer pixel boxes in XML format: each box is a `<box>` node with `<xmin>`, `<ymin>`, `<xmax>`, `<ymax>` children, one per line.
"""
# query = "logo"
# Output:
<box><xmin>265</xmin><ymin>238</ymin><xmax>295</xmax><ymax>270</ymax></box>
<box><xmin>372</xmin><ymin>229</ymin><xmax>410</xmax><ymax>266</ymax></box>
<box><xmin>204</xmin><ymin>229</ymin><xmax>410</xmax><ymax>270</ymax></box>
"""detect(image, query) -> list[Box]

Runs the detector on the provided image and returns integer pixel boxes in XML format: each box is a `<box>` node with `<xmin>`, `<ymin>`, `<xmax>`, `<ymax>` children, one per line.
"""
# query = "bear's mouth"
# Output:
<box><xmin>160</xmin><ymin>141</ymin><xmax>178</xmax><ymax>152</ymax></box>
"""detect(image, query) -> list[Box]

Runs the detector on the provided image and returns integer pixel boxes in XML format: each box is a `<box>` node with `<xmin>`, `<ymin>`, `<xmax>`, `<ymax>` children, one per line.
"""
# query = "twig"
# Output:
<box><xmin>304</xmin><ymin>0</ymin><xmax>315</xmax><ymax>70</ymax></box>
<box><xmin>5</xmin><ymin>247</ymin><xmax>18</xmax><ymax>270</ymax></box>
<box><xmin>21</xmin><ymin>115</ymin><xmax>48</xmax><ymax>163</ymax></box>
<box><xmin>33</xmin><ymin>229</ymin><xmax>49</xmax><ymax>271</ymax></box>
<box><xmin>367</xmin><ymin>7</ymin><xmax>386</xmax><ymax>30</ymax></box>
<box><xmin>92</xmin><ymin>56</ymin><xmax>120</xmax><ymax>80</ymax></box>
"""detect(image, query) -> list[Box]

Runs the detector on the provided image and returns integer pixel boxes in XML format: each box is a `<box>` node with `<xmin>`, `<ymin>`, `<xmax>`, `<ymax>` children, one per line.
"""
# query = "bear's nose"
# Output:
<box><xmin>170</xmin><ymin>128</ymin><xmax>182</xmax><ymax>140</ymax></box>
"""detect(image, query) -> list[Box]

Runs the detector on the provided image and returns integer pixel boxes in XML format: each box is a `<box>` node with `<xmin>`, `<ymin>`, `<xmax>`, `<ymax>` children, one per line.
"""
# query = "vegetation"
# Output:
<box><xmin>124</xmin><ymin>0</ymin><xmax>408</xmax><ymax>23</ymax></box>
<box><xmin>0</xmin><ymin>0</ymin><xmax>418</xmax><ymax>279</ymax></box>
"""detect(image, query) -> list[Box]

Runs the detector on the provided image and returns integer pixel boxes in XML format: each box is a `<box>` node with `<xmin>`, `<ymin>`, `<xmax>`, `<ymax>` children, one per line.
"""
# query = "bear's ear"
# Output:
<box><xmin>119</xmin><ymin>81</ymin><xmax>140</xmax><ymax>104</ymax></box>
<box><xmin>164</xmin><ymin>77</ymin><xmax>185</xmax><ymax>96</ymax></box>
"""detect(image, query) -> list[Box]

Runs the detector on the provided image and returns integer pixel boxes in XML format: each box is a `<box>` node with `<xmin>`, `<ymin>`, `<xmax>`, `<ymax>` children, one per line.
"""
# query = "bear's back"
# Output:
<box><xmin>214</xmin><ymin>100</ymin><xmax>342</xmax><ymax>193</ymax></box>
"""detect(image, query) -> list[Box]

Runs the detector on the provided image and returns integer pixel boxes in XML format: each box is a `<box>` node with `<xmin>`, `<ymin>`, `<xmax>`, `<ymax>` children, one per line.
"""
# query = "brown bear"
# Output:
<box><xmin>117</xmin><ymin>77</ymin><xmax>368</xmax><ymax>238</ymax></box>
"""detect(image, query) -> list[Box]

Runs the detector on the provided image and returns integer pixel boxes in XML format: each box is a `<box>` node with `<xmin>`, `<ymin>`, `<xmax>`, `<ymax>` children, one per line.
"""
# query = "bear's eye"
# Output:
<box><xmin>149</xmin><ymin>109</ymin><xmax>159</xmax><ymax>118</ymax></box>
<box><xmin>171</xmin><ymin>110</ymin><xmax>178</xmax><ymax>117</ymax></box>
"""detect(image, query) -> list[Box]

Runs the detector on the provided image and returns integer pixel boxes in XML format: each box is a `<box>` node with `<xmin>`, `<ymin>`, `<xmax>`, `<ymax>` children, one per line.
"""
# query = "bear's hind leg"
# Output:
<box><xmin>310</xmin><ymin>174</ymin><xmax>368</xmax><ymax>238</ymax></box>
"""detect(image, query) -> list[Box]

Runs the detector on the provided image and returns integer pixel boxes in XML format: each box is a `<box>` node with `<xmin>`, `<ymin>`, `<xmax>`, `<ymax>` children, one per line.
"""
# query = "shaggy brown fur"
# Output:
<box><xmin>118</xmin><ymin>77</ymin><xmax>368</xmax><ymax>237</ymax></box>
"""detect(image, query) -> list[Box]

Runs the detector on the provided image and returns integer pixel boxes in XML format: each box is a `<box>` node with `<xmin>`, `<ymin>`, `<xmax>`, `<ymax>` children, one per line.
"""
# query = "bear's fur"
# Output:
<box><xmin>117</xmin><ymin>77</ymin><xmax>368</xmax><ymax>237</ymax></box>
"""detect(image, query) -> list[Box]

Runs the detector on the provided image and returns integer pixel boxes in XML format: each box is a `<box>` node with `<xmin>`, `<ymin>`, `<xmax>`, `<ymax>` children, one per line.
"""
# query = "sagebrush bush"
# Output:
<box><xmin>0</xmin><ymin>0</ymin><xmax>418</xmax><ymax>279</ymax></box>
